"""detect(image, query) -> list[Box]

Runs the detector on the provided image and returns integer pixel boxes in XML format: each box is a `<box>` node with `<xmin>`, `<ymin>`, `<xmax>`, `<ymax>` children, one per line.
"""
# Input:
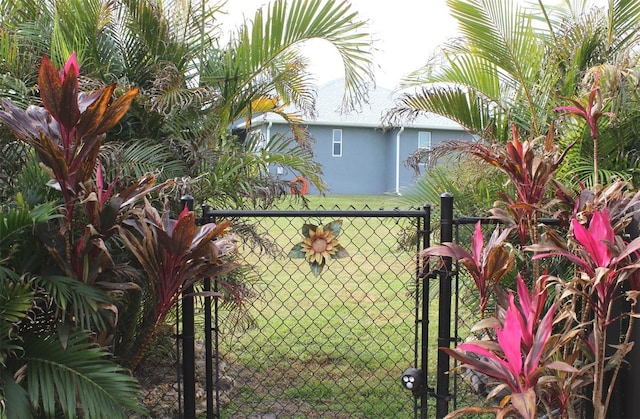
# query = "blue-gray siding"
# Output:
<box><xmin>264</xmin><ymin>122</ymin><xmax>471</xmax><ymax>195</ymax></box>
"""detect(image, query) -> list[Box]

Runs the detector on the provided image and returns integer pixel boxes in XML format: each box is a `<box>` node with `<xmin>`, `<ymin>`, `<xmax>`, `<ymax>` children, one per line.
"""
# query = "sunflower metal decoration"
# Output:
<box><xmin>289</xmin><ymin>219</ymin><xmax>349</xmax><ymax>276</ymax></box>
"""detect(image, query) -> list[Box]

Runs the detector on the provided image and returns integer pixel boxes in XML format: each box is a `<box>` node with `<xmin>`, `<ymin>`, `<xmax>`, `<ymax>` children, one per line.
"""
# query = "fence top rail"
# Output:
<box><xmin>455</xmin><ymin>216</ymin><xmax>561</xmax><ymax>225</ymax></box>
<box><xmin>200</xmin><ymin>208</ymin><xmax>428</xmax><ymax>218</ymax></box>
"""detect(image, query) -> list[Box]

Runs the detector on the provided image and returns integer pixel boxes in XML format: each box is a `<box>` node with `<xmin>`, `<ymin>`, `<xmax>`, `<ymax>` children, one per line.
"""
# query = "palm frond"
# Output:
<box><xmin>25</xmin><ymin>331</ymin><xmax>144</xmax><ymax>418</ymax></box>
<box><xmin>260</xmin><ymin>132</ymin><xmax>324</xmax><ymax>191</ymax></box>
<box><xmin>0</xmin><ymin>276</ymin><xmax>34</xmax><ymax>324</ymax></box>
<box><xmin>0</xmin><ymin>0</ymin><xmax>52</xmax><ymax>84</ymax></box>
<box><xmin>49</xmin><ymin>0</ymin><xmax>117</xmax><ymax>68</ymax></box>
<box><xmin>399</xmin><ymin>155</ymin><xmax>509</xmax><ymax>217</ymax></box>
<box><xmin>0</xmin><ymin>139</ymin><xmax>33</xmax><ymax>202</ymax></box>
<box><xmin>116</xmin><ymin>0</ymin><xmax>216</xmax><ymax>81</ymax></box>
<box><xmin>0</xmin><ymin>368</ymin><xmax>32</xmax><ymax>419</ymax></box>
<box><xmin>387</xmin><ymin>85</ymin><xmax>510</xmax><ymax>142</ymax></box>
<box><xmin>268</xmin><ymin>50</ymin><xmax>318</xmax><ymax>119</ymax></box>
<box><xmin>13</xmin><ymin>153</ymin><xmax>59</xmax><ymax>206</ymax></box>
<box><xmin>207</xmin><ymin>0</ymin><xmax>373</xmax><ymax>129</ymax></box>
<box><xmin>606</xmin><ymin>0</ymin><xmax>640</xmax><ymax>52</ymax></box>
<box><xmin>562</xmin><ymin>155</ymin><xmax>634</xmax><ymax>189</ymax></box>
<box><xmin>32</xmin><ymin>275</ymin><xmax>110</xmax><ymax>332</ymax></box>
<box><xmin>0</xmin><ymin>208</ymin><xmax>32</xmax><ymax>248</ymax></box>
<box><xmin>145</xmin><ymin>61</ymin><xmax>221</xmax><ymax>116</ymax></box>
<box><xmin>529</xmin><ymin>0</ymin><xmax>589</xmax><ymax>36</ymax></box>
<box><xmin>449</xmin><ymin>0</ymin><xmax>541</xmax><ymax>79</ymax></box>
<box><xmin>0</xmin><ymin>74</ymin><xmax>33</xmax><ymax>109</ymax></box>
<box><xmin>396</xmin><ymin>0</ymin><xmax>552</xmax><ymax>140</ymax></box>
<box><xmin>252</xmin><ymin>0</ymin><xmax>373</xmax><ymax>111</ymax></box>
<box><xmin>100</xmin><ymin>140</ymin><xmax>187</xmax><ymax>182</ymax></box>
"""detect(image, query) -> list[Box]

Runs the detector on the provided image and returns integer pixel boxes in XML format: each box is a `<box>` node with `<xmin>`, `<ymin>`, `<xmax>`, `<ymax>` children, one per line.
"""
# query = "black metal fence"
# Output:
<box><xmin>172</xmin><ymin>204</ymin><xmax>433</xmax><ymax>418</ymax></box>
<box><xmin>140</xmin><ymin>195</ymin><xmax>523</xmax><ymax>418</ymax></box>
<box><xmin>140</xmin><ymin>192</ymin><xmax>640</xmax><ymax>418</ymax></box>
<box><xmin>220</xmin><ymin>207</ymin><xmax>427</xmax><ymax>417</ymax></box>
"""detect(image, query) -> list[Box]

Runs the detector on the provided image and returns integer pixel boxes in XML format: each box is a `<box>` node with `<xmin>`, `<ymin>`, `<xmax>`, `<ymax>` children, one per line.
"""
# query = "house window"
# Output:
<box><xmin>418</xmin><ymin>131</ymin><xmax>432</xmax><ymax>150</ymax></box>
<box><xmin>332</xmin><ymin>129</ymin><xmax>342</xmax><ymax>157</ymax></box>
<box><xmin>253</xmin><ymin>129</ymin><xmax>267</xmax><ymax>151</ymax></box>
<box><xmin>418</xmin><ymin>131</ymin><xmax>433</xmax><ymax>168</ymax></box>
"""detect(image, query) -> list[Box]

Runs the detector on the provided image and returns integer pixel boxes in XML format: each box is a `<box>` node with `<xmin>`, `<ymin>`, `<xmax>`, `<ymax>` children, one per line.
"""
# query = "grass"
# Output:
<box><xmin>210</xmin><ymin>194</ymin><xmax>483</xmax><ymax>417</ymax></box>
<box><xmin>214</xmin><ymin>194</ymin><xmax>438</xmax><ymax>417</ymax></box>
<box><xmin>303</xmin><ymin>194</ymin><xmax>406</xmax><ymax>210</ymax></box>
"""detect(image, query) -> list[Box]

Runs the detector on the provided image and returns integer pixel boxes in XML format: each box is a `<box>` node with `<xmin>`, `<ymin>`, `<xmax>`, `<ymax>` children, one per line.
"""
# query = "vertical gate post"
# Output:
<box><xmin>181</xmin><ymin>195</ymin><xmax>196</xmax><ymax>418</ymax></box>
<box><xmin>436</xmin><ymin>193</ymin><xmax>454</xmax><ymax>418</ymax></box>
<box><xmin>201</xmin><ymin>205</ymin><xmax>220</xmax><ymax>418</ymax></box>
<box><xmin>419</xmin><ymin>204</ymin><xmax>431</xmax><ymax>418</ymax></box>
<box><xmin>203</xmin><ymin>275</ymin><xmax>215</xmax><ymax>418</ymax></box>
<box><xmin>622</xmin><ymin>215</ymin><xmax>640</xmax><ymax>418</ymax></box>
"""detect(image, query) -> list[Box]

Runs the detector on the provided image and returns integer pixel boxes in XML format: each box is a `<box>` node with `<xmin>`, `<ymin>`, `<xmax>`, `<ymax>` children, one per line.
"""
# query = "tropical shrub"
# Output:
<box><xmin>0</xmin><ymin>0</ymin><xmax>375</xmax><ymax>210</ymax></box>
<box><xmin>0</xmin><ymin>198</ymin><xmax>145</xmax><ymax>418</ymax></box>
<box><xmin>0</xmin><ymin>53</ymin><xmax>149</xmax><ymax>418</ymax></box>
<box><xmin>393</xmin><ymin>0</ymin><xmax>640</xmax><ymax>240</ymax></box>
<box><xmin>0</xmin><ymin>53</ymin><xmax>243</xmax><ymax>417</ymax></box>
<box><xmin>421</xmin><ymin>81</ymin><xmax>640</xmax><ymax>418</ymax></box>
<box><xmin>118</xmin><ymin>199</ymin><xmax>240</xmax><ymax>371</ymax></box>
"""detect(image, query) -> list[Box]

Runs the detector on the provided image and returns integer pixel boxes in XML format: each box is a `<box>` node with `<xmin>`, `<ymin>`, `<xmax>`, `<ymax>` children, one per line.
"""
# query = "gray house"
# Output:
<box><xmin>252</xmin><ymin>79</ymin><xmax>471</xmax><ymax>195</ymax></box>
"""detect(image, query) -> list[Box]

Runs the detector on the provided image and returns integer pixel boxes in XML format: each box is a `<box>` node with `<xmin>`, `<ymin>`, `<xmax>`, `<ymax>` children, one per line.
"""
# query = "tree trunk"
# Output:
<box><xmin>128</xmin><ymin>318</ymin><xmax>163</xmax><ymax>372</ymax></box>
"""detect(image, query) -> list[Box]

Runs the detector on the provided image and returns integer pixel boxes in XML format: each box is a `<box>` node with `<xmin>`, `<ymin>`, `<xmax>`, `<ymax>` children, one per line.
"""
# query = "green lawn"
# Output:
<box><xmin>303</xmin><ymin>194</ymin><xmax>405</xmax><ymax>210</ymax></box>
<box><xmin>208</xmin><ymin>195</ymin><xmax>483</xmax><ymax>417</ymax></box>
<box><xmin>215</xmin><ymin>195</ymin><xmax>433</xmax><ymax>417</ymax></box>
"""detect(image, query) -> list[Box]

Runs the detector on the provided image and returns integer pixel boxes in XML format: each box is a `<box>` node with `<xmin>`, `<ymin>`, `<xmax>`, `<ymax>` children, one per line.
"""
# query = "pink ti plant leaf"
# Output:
<box><xmin>442</xmin><ymin>280</ymin><xmax>558</xmax><ymax>419</ymax></box>
<box><xmin>554</xmin><ymin>72</ymin><xmax>614</xmax><ymax>141</ymax></box>
<box><xmin>421</xmin><ymin>221</ymin><xmax>513</xmax><ymax>314</ymax></box>
<box><xmin>514</xmin><ymin>273</ymin><xmax>548</xmax><ymax>349</ymax></box>
<box><xmin>531</xmin><ymin>209</ymin><xmax>640</xmax><ymax>314</ymax></box>
<box><xmin>0</xmin><ymin>54</ymin><xmax>138</xmax><ymax>231</ymax></box>
<box><xmin>554</xmin><ymin>71</ymin><xmax>614</xmax><ymax>187</ymax></box>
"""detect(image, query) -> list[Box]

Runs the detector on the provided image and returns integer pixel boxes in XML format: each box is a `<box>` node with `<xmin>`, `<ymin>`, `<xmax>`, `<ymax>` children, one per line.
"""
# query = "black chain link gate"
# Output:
<box><xmin>174</xmin><ymin>194</ymin><xmax>640</xmax><ymax>418</ymax></box>
<box><xmin>175</xmin><ymin>204</ymin><xmax>442</xmax><ymax>418</ymax></box>
<box><xmin>173</xmin><ymin>194</ymin><xmax>540</xmax><ymax>418</ymax></box>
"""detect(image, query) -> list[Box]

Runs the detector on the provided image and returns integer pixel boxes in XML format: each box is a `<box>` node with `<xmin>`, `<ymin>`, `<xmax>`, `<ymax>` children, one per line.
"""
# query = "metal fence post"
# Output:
<box><xmin>622</xmin><ymin>216</ymin><xmax>640</xmax><ymax>418</ymax></box>
<box><xmin>436</xmin><ymin>193</ymin><xmax>454</xmax><ymax>418</ymax></box>
<box><xmin>201</xmin><ymin>204</ymin><xmax>220</xmax><ymax>418</ymax></box>
<box><xmin>203</xmin><ymin>274</ymin><xmax>215</xmax><ymax>418</ymax></box>
<box><xmin>181</xmin><ymin>195</ymin><xmax>196</xmax><ymax>418</ymax></box>
<box><xmin>419</xmin><ymin>204</ymin><xmax>431</xmax><ymax>419</ymax></box>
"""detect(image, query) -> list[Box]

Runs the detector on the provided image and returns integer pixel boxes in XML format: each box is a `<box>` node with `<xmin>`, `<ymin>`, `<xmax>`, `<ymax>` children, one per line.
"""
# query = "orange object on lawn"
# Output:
<box><xmin>290</xmin><ymin>176</ymin><xmax>309</xmax><ymax>195</ymax></box>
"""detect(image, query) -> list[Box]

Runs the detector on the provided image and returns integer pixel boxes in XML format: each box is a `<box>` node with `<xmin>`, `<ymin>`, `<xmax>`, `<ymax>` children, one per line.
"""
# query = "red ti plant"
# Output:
<box><xmin>421</xmin><ymin>221</ymin><xmax>514</xmax><ymax>315</ymax></box>
<box><xmin>0</xmin><ymin>54</ymin><xmax>138</xmax><ymax>224</ymax></box>
<box><xmin>529</xmin><ymin>207</ymin><xmax>640</xmax><ymax>418</ymax></box>
<box><xmin>460</xmin><ymin>125</ymin><xmax>577</xmax><ymax>249</ymax></box>
<box><xmin>63</xmin><ymin>171</ymin><xmax>169</xmax><ymax>288</ymax></box>
<box><xmin>554</xmin><ymin>71</ymin><xmax>614</xmax><ymax>188</ymax></box>
<box><xmin>0</xmin><ymin>54</ymin><xmax>139</xmax><ymax>269</ymax></box>
<box><xmin>441</xmin><ymin>274</ymin><xmax>576</xmax><ymax>419</ymax></box>
<box><xmin>118</xmin><ymin>199</ymin><xmax>241</xmax><ymax>371</ymax></box>
<box><xmin>0</xmin><ymin>54</ymin><xmax>158</xmax><ymax>342</ymax></box>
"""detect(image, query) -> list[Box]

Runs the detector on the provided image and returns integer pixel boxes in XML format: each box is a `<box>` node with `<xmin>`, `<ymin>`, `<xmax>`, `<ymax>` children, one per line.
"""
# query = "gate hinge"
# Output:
<box><xmin>428</xmin><ymin>389</ymin><xmax>454</xmax><ymax>402</ymax></box>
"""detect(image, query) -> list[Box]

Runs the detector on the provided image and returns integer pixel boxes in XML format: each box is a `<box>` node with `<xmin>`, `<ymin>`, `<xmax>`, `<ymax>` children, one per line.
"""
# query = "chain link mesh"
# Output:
<box><xmin>216</xmin><ymin>208</ymin><xmax>423</xmax><ymax>417</ymax></box>
<box><xmin>134</xmin><ymin>312</ymin><xmax>185</xmax><ymax>418</ymax></box>
<box><xmin>134</xmin><ymin>203</ymin><xmax>570</xmax><ymax>418</ymax></box>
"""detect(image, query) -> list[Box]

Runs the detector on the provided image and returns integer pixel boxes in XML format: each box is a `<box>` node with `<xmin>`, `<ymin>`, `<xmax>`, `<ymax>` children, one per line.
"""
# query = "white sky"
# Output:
<box><xmin>219</xmin><ymin>0</ymin><xmax>609</xmax><ymax>89</ymax></box>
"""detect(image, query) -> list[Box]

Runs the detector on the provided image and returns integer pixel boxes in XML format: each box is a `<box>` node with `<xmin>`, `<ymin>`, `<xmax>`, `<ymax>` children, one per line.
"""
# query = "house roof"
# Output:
<box><xmin>258</xmin><ymin>78</ymin><xmax>463</xmax><ymax>131</ymax></box>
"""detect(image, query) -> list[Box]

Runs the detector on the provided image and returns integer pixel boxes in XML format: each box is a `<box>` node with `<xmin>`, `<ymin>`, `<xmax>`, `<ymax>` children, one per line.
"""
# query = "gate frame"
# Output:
<box><xmin>177</xmin><ymin>204</ymin><xmax>433</xmax><ymax>418</ymax></box>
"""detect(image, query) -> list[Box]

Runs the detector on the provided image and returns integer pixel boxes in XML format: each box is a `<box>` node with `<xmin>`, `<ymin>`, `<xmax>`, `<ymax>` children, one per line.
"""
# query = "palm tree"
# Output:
<box><xmin>387</xmin><ymin>0</ymin><xmax>640</xmax><ymax>192</ymax></box>
<box><xmin>0</xmin><ymin>1</ymin><xmax>376</xmax><ymax>414</ymax></box>
<box><xmin>0</xmin><ymin>0</ymin><xmax>374</xmax><ymax>208</ymax></box>
<box><xmin>0</xmin><ymin>202</ymin><xmax>144</xmax><ymax>418</ymax></box>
